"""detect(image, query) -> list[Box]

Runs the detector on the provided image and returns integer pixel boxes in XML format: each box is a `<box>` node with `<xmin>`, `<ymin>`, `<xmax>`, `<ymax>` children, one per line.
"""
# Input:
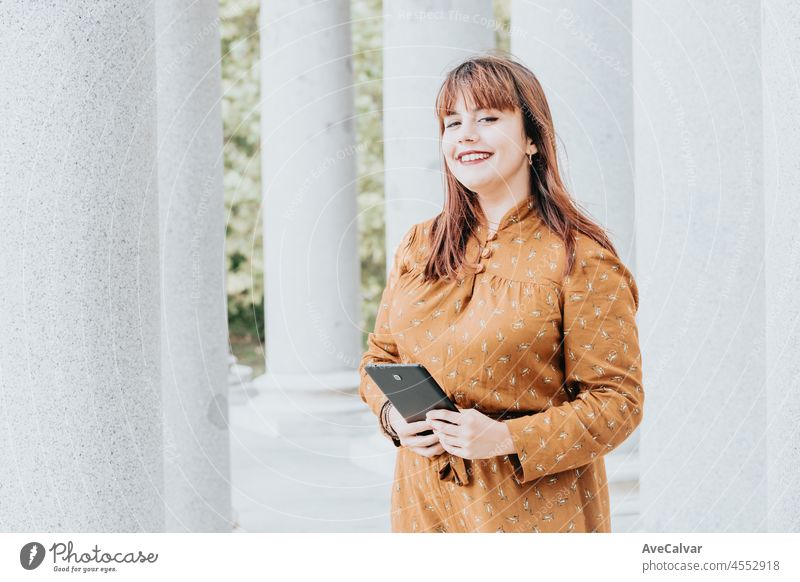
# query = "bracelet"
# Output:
<box><xmin>379</xmin><ymin>400</ymin><xmax>401</xmax><ymax>447</ymax></box>
<box><xmin>380</xmin><ymin>400</ymin><xmax>398</xmax><ymax>438</ymax></box>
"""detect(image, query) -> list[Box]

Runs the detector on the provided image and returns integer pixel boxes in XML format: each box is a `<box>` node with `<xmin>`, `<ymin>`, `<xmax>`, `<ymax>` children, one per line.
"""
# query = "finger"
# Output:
<box><xmin>427</xmin><ymin>443</ymin><xmax>445</xmax><ymax>456</ymax></box>
<box><xmin>403</xmin><ymin>432</ymin><xmax>440</xmax><ymax>448</ymax></box>
<box><xmin>439</xmin><ymin>435</ymin><xmax>465</xmax><ymax>454</ymax></box>
<box><xmin>396</xmin><ymin>425</ymin><xmax>430</xmax><ymax>438</ymax></box>
<box><xmin>436</xmin><ymin>432</ymin><xmax>463</xmax><ymax>449</ymax></box>
<box><xmin>430</xmin><ymin>419</ymin><xmax>460</xmax><ymax>437</ymax></box>
<box><xmin>426</xmin><ymin>409</ymin><xmax>461</xmax><ymax>424</ymax></box>
<box><xmin>403</xmin><ymin>420</ymin><xmax>431</xmax><ymax>434</ymax></box>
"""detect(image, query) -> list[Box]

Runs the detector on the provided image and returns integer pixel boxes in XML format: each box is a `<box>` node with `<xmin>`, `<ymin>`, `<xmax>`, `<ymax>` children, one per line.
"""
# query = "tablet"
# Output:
<box><xmin>364</xmin><ymin>363</ymin><xmax>459</xmax><ymax>435</ymax></box>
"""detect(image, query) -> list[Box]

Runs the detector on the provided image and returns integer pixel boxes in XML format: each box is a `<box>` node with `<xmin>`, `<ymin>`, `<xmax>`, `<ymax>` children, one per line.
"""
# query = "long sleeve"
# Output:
<box><xmin>503</xmin><ymin>238</ymin><xmax>644</xmax><ymax>483</ymax></box>
<box><xmin>358</xmin><ymin>223</ymin><xmax>418</xmax><ymax>419</ymax></box>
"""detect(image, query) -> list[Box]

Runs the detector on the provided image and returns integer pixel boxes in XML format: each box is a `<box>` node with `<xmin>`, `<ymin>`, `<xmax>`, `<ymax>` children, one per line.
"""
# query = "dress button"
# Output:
<box><xmin>475</xmin><ymin>264</ymin><xmax>485</xmax><ymax>274</ymax></box>
<box><xmin>487</xmin><ymin>232</ymin><xmax>498</xmax><ymax>241</ymax></box>
<box><xmin>480</xmin><ymin>247</ymin><xmax>492</xmax><ymax>259</ymax></box>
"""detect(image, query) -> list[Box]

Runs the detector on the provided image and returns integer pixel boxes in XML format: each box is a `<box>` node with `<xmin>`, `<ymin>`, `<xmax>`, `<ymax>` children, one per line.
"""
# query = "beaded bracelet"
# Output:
<box><xmin>380</xmin><ymin>400</ymin><xmax>398</xmax><ymax>438</ymax></box>
<box><xmin>379</xmin><ymin>400</ymin><xmax>401</xmax><ymax>447</ymax></box>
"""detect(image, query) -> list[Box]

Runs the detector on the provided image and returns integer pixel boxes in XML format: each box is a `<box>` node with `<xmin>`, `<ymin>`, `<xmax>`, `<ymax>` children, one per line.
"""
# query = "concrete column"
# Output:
<box><xmin>512</xmin><ymin>1</ymin><xmax>639</xmax><ymax>532</ymax></box>
<box><xmin>0</xmin><ymin>2</ymin><xmax>162</xmax><ymax>531</ymax></box>
<box><xmin>383</xmin><ymin>0</ymin><xmax>495</xmax><ymax>254</ymax></box>
<box><xmin>258</xmin><ymin>0</ymin><xmax>362</xmax><ymax>435</ymax></box>
<box><xmin>156</xmin><ymin>0</ymin><xmax>231</xmax><ymax>532</ymax></box>
<box><xmin>635</xmin><ymin>1</ymin><xmax>767</xmax><ymax>531</ymax></box>
<box><xmin>764</xmin><ymin>0</ymin><xmax>800</xmax><ymax>533</ymax></box>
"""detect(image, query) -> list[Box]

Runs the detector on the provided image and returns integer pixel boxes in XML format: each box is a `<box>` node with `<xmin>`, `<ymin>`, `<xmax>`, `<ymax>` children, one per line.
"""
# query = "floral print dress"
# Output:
<box><xmin>359</xmin><ymin>196</ymin><xmax>644</xmax><ymax>532</ymax></box>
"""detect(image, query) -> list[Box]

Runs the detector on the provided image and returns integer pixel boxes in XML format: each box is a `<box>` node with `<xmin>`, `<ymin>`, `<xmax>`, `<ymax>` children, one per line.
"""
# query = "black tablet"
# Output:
<box><xmin>365</xmin><ymin>363</ymin><xmax>459</xmax><ymax>435</ymax></box>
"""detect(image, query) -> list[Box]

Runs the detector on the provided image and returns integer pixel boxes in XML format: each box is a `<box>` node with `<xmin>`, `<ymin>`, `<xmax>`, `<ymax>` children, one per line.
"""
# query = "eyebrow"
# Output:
<box><xmin>443</xmin><ymin>107</ymin><xmax>496</xmax><ymax>117</ymax></box>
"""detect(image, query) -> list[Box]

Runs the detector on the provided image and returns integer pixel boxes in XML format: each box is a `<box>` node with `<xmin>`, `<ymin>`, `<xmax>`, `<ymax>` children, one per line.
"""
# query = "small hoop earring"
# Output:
<box><xmin>527</xmin><ymin>152</ymin><xmax>534</xmax><ymax>165</ymax></box>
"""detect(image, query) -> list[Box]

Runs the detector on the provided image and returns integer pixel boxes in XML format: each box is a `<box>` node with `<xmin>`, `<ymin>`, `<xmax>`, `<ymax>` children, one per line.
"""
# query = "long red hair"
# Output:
<box><xmin>423</xmin><ymin>53</ymin><xmax>617</xmax><ymax>282</ymax></box>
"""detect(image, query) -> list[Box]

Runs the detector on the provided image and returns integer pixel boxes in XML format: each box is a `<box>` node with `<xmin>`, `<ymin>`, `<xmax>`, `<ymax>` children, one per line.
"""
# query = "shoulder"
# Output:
<box><xmin>400</xmin><ymin>215</ymin><xmax>437</xmax><ymax>255</ymax></box>
<box><xmin>415</xmin><ymin>216</ymin><xmax>438</xmax><ymax>240</ymax></box>
<box><xmin>564</xmin><ymin>234</ymin><xmax>639</xmax><ymax>310</ymax></box>
<box><xmin>398</xmin><ymin>216</ymin><xmax>437</xmax><ymax>242</ymax></box>
<box><xmin>391</xmin><ymin>216</ymin><xmax>437</xmax><ymax>274</ymax></box>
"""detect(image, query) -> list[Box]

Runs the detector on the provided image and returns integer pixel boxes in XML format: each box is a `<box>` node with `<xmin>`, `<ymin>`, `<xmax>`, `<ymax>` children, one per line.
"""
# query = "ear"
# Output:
<box><xmin>527</xmin><ymin>139</ymin><xmax>538</xmax><ymax>155</ymax></box>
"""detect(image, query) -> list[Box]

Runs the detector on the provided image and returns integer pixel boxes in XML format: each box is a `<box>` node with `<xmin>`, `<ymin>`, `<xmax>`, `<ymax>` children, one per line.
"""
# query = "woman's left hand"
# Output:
<box><xmin>426</xmin><ymin>408</ymin><xmax>516</xmax><ymax>459</ymax></box>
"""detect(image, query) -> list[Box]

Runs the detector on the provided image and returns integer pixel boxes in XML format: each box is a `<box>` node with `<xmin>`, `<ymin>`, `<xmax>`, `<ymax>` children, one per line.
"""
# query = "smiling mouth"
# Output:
<box><xmin>458</xmin><ymin>152</ymin><xmax>493</xmax><ymax>165</ymax></box>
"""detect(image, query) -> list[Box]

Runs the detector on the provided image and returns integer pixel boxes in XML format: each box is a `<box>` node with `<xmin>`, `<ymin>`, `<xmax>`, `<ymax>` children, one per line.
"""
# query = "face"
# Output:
<box><xmin>441</xmin><ymin>93</ymin><xmax>536</xmax><ymax>196</ymax></box>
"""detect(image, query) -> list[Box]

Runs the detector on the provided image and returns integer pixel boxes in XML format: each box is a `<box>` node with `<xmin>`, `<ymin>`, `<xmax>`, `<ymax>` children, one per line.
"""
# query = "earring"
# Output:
<box><xmin>527</xmin><ymin>152</ymin><xmax>534</xmax><ymax>165</ymax></box>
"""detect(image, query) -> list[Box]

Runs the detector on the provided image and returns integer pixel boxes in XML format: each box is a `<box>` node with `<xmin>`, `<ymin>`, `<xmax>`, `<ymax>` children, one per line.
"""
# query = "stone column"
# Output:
<box><xmin>512</xmin><ymin>1</ymin><xmax>639</xmax><ymax>531</ymax></box>
<box><xmin>634</xmin><ymin>1</ymin><xmax>767</xmax><ymax>531</ymax></box>
<box><xmin>764</xmin><ymin>0</ymin><xmax>800</xmax><ymax>533</ymax></box>
<box><xmin>383</xmin><ymin>0</ymin><xmax>495</xmax><ymax>254</ymax></box>
<box><xmin>258</xmin><ymin>0</ymin><xmax>362</xmax><ymax>438</ymax></box>
<box><xmin>156</xmin><ymin>0</ymin><xmax>231</xmax><ymax>532</ymax></box>
<box><xmin>0</xmin><ymin>2</ymin><xmax>162</xmax><ymax>531</ymax></box>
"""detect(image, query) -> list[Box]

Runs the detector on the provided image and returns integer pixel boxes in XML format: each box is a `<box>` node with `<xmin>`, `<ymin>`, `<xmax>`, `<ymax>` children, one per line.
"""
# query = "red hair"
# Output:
<box><xmin>423</xmin><ymin>52</ymin><xmax>618</xmax><ymax>282</ymax></box>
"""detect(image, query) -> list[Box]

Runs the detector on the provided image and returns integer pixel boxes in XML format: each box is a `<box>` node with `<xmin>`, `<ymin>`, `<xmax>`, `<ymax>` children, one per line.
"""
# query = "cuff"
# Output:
<box><xmin>503</xmin><ymin>416</ymin><xmax>536</xmax><ymax>483</ymax></box>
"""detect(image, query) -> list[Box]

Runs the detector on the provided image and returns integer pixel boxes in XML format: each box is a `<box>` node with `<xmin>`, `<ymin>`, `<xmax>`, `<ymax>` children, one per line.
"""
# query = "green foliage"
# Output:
<box><xmin>495</xmin><ymin>0</ymin><xmax>511</xmax><ymax>53</ymax></box>
<box><xmin>352</xmin><ymin>0</ymin><xmax>386</xmax><ymax>348</ymax></box>
<box><xmin>220</xmin><ymin>0</ymin><xmax>264</xmax><ymax>342</ymax></box>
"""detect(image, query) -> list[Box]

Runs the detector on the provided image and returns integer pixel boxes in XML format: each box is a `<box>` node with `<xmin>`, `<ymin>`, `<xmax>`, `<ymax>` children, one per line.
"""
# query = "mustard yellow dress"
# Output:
<box><xmin>359</xmin><ymin>196</ymin><xmax>644</xmax><ymax>533</ymax></box>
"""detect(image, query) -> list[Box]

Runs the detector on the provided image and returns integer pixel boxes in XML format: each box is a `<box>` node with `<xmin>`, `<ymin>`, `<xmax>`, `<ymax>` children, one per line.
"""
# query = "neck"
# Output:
<box><xmin>475</xmin><ymin>188</ymin><xmax>531</xmax><ymax>230</ymax></box>
<box><xmin>474</xmin><ymin>161</ymin><xmax>532</xmax><ymax>229</ymax></box>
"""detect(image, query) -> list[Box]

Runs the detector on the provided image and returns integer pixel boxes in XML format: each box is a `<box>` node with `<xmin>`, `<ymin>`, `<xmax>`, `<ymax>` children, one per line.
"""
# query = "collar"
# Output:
<box><xmin>475</xmin><ymin>195</ymin><xmax>537</xmax><ymax>235</ymax></box>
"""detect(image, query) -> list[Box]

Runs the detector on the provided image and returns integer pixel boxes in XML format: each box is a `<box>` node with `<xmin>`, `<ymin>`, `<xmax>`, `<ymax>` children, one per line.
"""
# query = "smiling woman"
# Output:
<box><xmin>358</xmin><ymin>53</ymin><xmax>644</xmax><ymax>533</ymax></box>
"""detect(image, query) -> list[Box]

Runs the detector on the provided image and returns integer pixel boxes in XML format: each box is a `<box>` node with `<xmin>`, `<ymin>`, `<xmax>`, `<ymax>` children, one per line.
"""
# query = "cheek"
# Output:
<box><xmin>442</xmin><ymin>138</ymin><xmax>456</xmax><ymax>159</ymax></box>
<box><xmin>488</xmin><ymin>128</ymin><xmax>518</xmax><ymax>158</ymax></box>
<box><xmin>494</xmin><ymin>144</ymin><xmax>521</xmax><ymax>169</ymax></box>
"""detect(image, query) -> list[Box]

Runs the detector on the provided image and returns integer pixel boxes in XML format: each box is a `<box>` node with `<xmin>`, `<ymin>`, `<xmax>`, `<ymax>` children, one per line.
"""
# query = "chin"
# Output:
<box><xmin>456</xmin><ymin>176</ymin><xmax>498</xmax><ymax>193</ymax></box>
<box><xmin>455</xmin><ymin>179</ymin><xmax>486</xmax><ymax>192</ymax></box>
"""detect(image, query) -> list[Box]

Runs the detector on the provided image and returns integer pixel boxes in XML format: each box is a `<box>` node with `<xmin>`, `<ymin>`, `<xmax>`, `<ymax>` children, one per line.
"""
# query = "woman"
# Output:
<box><xmin>358</xmin><ymin>53</ymin><xmax>644</xmax><ymax>533</ymax></box>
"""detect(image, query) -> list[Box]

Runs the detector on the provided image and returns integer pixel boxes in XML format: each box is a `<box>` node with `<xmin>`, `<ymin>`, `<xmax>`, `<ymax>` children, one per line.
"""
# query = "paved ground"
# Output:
<box><xmin>229</xmin><ymin>381</ymin><xmax>396</xmax><ymax>532</ymax></box>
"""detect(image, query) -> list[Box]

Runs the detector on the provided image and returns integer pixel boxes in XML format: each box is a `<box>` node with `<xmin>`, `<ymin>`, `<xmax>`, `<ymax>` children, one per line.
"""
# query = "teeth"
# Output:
<box><xmin>460</xmin><ymin>152</ymin><xmax>491</xmax><ymax>162</ymax></box>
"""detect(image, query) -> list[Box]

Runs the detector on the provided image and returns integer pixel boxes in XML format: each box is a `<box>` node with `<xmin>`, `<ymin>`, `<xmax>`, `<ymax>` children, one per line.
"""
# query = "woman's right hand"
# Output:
<box><xmin>388</xmin><ymin>405</ymin><xmax>445</xmax><ymax>458</ymax></box>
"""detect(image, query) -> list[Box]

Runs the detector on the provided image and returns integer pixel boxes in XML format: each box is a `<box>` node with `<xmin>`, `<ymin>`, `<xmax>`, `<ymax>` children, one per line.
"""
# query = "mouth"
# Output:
<box><xmin>457</xmin><ymin>151</ymin><xmax>493</xmax><ymax>165</ymax></box>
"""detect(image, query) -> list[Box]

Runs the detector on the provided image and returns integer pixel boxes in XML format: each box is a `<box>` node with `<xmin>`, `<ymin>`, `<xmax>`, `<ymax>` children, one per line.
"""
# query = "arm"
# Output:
<box><xmin>358</xmin><ymin>223</ymin><xmax>418</xmax><ymax>423</ymax></box>
<box><xmin>503</xmin><ymin>238</ymin><xmax>644</xmax><ymax>482</ymax></box>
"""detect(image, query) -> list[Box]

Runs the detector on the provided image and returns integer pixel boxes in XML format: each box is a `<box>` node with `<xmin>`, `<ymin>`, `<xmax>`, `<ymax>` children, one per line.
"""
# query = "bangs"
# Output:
<box><xmin>436</xmin><ymin>59</ymin><xmax>520</xmax><ymax>120</ymax></box>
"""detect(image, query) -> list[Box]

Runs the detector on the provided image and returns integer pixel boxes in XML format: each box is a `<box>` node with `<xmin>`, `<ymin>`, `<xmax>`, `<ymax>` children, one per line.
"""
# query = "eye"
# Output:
<box><xmin>445</xmin><ymin>116</ymin><xmax>496</xmax><ymax>129</ymax></box>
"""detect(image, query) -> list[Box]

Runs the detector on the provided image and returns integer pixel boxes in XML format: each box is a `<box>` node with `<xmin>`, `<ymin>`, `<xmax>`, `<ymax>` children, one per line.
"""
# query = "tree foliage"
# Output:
<box><xmin>220</xmin><ymin>0</ymin><xmax>264</xmax><ymax>340</ymax></box>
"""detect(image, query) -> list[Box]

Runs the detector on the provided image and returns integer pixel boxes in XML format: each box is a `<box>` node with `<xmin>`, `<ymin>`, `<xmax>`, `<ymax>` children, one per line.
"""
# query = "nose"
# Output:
<box><xmin>458</xmin><ymin>126</ymin><xmax>477</xmax><ymax>144</ymax></box>
<box><xmin>454</xmin><ymin>118</ymin><xmax>478</xmax><ymax>143</ymax></box>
